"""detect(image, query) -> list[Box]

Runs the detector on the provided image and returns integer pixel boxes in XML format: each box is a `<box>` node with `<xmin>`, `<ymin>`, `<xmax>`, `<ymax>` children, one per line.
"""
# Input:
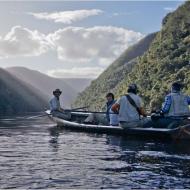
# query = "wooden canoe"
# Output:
<box><xmin>45</xmin><ymin>110</ymin><xmax>190</xmax><ymax>140</ymax></box>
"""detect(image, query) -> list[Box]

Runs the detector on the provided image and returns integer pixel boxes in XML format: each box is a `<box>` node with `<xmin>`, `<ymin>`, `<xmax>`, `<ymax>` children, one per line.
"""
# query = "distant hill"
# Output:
<box><xmin>7</xmin><ymin>67</ymin><xmax>92</xmax><ymax>108</ymax></box>
<box><xmin>0</xmin><ymin>68</ymin><xmax>48</xmax><ymax>115</ymax></box>
<box><xmin>75</xmin><ymin>1</ymin><xmax>190</xmax><ymax>110</ymax></box>
<box><xmin>74</xmin><ymin>32</ymin><xmax>156</xmax><ymax>110</ymax></box>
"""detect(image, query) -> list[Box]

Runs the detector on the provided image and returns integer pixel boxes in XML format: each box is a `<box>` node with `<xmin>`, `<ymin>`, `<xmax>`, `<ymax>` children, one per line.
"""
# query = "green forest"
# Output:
<box><xmin>75</xmin><ymin>1</ymin><xmax>190</xmax><ymax>111</ymax></box>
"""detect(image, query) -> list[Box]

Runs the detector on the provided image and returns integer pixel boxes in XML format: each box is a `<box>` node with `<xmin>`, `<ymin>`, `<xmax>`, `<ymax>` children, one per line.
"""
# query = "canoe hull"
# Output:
<box><xmin>46</xmin><ymin>111</ymin><xmax>190</xmax><ymax>141</ymax></box>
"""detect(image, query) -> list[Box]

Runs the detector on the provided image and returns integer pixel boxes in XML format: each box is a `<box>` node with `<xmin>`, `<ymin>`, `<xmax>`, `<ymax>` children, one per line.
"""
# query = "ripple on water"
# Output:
<box><xmin>0</xmin><ymin>117</ymin><xmax>190</xmax><ymax>188</ymax></box>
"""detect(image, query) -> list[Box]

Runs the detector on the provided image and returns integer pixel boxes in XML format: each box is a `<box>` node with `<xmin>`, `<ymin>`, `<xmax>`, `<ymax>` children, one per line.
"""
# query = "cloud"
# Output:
<box><xmin>0</xmin><ymin>26</ymin><xmax>49</xmax><ymax>58</ymax></box>
<box><xmin>47</xmin><ymin>67</ymin><xmax>105</xmax><ymax>78</ymax></box>
<box><xmin>29</xmin><ymin>9</ymin><xmax>103</xmax><ymax>24</ymax></box>
<box><xmin>47</xmin><ymin>26</ymin><xmax>143</xmax><ymax>65</ymax></box>
<box><xmin>163</xmin><ymin>7</ymin><xmax>175</xmax><ymax>12</ymax></box>
<box><xmin>0</xmin><ymin>25</ymin><xmax>143</xmax><ymax>75</ymax></box>
<box><xmin>113</xmin><ymin>11</ymin><xmax>138</xmax><ymax>17</ymax></box>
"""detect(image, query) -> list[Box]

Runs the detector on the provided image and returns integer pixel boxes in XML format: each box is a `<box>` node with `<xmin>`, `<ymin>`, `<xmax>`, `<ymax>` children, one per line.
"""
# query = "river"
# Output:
<box><xmin>0</xmin><ymin>115</ymin><xmax>190</xmax><ymax>189</ymax></box>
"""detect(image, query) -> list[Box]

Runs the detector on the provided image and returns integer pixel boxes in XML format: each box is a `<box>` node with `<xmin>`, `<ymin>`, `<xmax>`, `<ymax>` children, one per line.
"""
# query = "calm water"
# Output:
<box><xmin>0</xmin><ymin>116</ymin><xmax>190</xmax><ymax>189</ymax></box>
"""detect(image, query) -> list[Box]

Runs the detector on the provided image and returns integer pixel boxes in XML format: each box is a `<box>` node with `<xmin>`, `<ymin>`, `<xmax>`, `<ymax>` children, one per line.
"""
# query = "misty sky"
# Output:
<box><xmin>0</xmin><ymin>1</ymin><xmax>185</xmax><ymax>78</ymax></box>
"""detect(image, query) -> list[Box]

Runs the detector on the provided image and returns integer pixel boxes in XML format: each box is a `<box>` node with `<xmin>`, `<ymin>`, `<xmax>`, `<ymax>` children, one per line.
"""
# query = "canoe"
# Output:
<box><xmin>45</xmin><ymin>110</ymin><xmax>190</xmax><ymax>140</ymax></box>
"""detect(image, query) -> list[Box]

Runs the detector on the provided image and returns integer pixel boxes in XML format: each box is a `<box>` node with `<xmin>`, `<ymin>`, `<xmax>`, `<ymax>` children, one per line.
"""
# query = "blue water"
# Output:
<box><xmin>0</xmin><ymin>116</ymin><xmax>190</xmax><ymax>189</ymax></box>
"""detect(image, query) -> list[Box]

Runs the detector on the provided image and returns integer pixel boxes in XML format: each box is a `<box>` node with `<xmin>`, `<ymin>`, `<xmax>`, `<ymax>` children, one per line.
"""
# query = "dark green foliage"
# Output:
<box><xmin>74</xmin><ymin>33</ymin><xmax>156</xmax><ymax>110</ymax></box>
<box><xmin>75</xmin><ymin>1</ymin><xmax>190</xmax><ymax>111</ymax></box>
<box><xmin>115</xmin><ymin>1</ymin><xmax>190</xmax><ymax>109</ymax></box>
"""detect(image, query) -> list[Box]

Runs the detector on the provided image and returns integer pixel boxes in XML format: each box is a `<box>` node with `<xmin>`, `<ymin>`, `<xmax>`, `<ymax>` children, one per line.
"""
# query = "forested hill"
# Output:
<box><xmin>115</xmin><ymin>1</ymin><xmax>190</xmax><ymax>109</ymax></box>
<box><xmin>75</xmin><ymin>1</ymin><xmax>190</xmax><ymax>110</ymax></box>
<box><xmin>7</xmin><ymin>67</ymin><xmax>92</xmax><ymax>108</ymax></box>
<box><xmin>0</xmin><ymin>68</ymin><xmax>48</xmax><ymax>115</ymax></box>
<box><xmin>74</xmin><ymin>32</ymin><xmax>156</xmax><ymax>110</ymax></box>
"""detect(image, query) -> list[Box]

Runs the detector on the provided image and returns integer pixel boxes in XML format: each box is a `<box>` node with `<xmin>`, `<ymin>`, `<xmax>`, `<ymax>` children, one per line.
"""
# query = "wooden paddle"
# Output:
<box><xmin>25</xmin><ymin>106</ymin><xmax>89</xmax><ymax>119</ymax></box>
<box><xmin>69</xmin><ymin>110</ymin><xmax>118</xmax><ymax>114</ymax></box>
<box><xmin>26</xmin><ymin>113</ymin><xmax>51</xmax><ymax>119</ymax></box>
<box><xmin>65</xmin><ymin>106</ymin><xmax>89</xmax><ymax>112</ymax></box>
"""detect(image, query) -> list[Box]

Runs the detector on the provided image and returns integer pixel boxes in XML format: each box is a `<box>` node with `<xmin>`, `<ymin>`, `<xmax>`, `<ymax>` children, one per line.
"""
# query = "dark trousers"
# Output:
<box><xmin>149</xmin><ymin>118</ymin><xmax>182</xmax><ymax>129</ymax></box>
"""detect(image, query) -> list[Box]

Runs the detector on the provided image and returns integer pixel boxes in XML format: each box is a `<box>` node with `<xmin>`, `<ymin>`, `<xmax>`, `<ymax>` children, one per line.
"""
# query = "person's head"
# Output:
<box><xmin>127</xmin><ymin>83</ymin><xmax>138</xmax><ymax>94</ymax></box>
<box><xmin>171</xmin><ymin>82</ymin><xmax>182</xmax><ymax>92</ymax></box>
<box><xmin>106</xmin><ymin>92</ymin><xmax>114</xmax><ymax>102</ymax></box>
<box><xmin>53</xmin><ymin>89</ymin><xmax>62</xmax><ymax>97</ymax></box>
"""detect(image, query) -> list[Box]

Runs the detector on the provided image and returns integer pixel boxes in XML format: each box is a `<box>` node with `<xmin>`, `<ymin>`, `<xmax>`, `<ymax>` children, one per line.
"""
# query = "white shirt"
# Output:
<box><xmin>116</xmin><ymin>93</ymin><xmax>143</xmax><ymax>122</ymax></box>
<box><xmin>49</xmin><ymin>96</ymin><xmax>61</xmax><ymax>112</ymax></box>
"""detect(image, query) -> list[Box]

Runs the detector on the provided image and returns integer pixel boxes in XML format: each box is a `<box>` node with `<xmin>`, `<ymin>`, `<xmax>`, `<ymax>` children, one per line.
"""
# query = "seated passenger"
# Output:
<box><xmin>49</xmin><ymin>89</ymin><xmax>71</xmax><ymax>120</ymax></box>
<box><xmin>106</xmin><ymin>93</ymin><xmax>119</xmax><ymax>126</ymax></box>
<box><xmin>161</xmin><ymin>82</ymin><xmax>190</xmax><ymax>116</ymax></box>
<box><xmin>111</xmin><ymin>84</ymin><xmax>148</xmax><ymax>128</ymax></box>
<box><xmin>84</xmin><ymin>93</ymin><xmax>119</xmax><ymax>125</ymax></box>
<box><xmin>151</xmin><ymin>82</ymin><xmax>190</xmax><ymax>129</ymax></box>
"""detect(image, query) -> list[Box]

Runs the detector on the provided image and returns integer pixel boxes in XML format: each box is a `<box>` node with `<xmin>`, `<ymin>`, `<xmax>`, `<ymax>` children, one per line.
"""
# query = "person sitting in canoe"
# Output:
<box><xmin>151</xmin><ymin>82</ymin><xmax>190</xmax><ymax>128</ymax></box>
<box><xmin>105</xmin><ymin>93</ymin><xmax>119</xmax><ymax>126</ymax></box>
<box><xmin>161</xmin><ymin>82</ymin><xmax>190</xmax><ymax>116</ymax></box>
<box><xmin>111</xmin><ymin>84</ymin><xmax>148</xmax><ymax>128</ymax></box>
<box><xmin>49</xmin><ymin>89</ymin><xmax>71</xmax><ymax>119</ymax></box>
<box><xmin>84</xmin><ymin>92</ymin><xmax>119</xmax><ymax>126</ymax></box>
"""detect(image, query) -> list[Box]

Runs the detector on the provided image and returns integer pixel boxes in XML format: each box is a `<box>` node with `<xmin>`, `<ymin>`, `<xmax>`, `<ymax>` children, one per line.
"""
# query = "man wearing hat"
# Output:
<box><xmin>49</xmin><ymin>89</ymin><xmax>71</xmax><ymax>119</ymax></box>
<box><xmin>111</xmin><ymin>83</ymin><xmax>147</xmax><ymax>128</ymax></box>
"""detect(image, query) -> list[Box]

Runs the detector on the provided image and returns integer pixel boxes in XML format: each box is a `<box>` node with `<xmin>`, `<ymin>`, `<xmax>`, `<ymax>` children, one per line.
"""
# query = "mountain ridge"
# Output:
<box><xmin>74</xmin><ymin>1</ymin><xmax>190</xmax><ymax>110</ymax></box>
<box><xmin>115</xmin><ymin>1</ymin><xmax>190</xmax><ymax>109</ymax></box>
<box><xmin>0</xmin><ymin>68</ymin><xmax>48</xmax><ymax>115</ymax></box>
<box><xmin>7</xmin><ymin>67</ymin><xmax>92</xmax><ymax>108</ymax></box>
<box><xmin>74</xmin><ymin>32</ymin><xmax>157</xmax><ymax>110</ymax></box>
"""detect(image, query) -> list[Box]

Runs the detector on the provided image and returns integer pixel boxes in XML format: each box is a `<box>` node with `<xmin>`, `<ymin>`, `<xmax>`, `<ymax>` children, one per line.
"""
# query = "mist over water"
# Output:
<box><xmin>0</xmin><ymin>116</ymin><xmax>190</xmax><ymax>189</ymax></box>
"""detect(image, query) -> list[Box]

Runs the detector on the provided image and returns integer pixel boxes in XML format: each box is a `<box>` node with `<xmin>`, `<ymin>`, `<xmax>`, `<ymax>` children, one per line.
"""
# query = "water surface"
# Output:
<box><xmin>0</xmin><ymin>116</ymin><xmax>190</xmax><ymax>189</ymax></box>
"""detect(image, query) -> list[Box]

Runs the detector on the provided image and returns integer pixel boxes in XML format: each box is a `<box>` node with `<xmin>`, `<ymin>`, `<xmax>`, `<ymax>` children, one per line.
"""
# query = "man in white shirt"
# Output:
<box><xmin>49</xmin><ymin>89</ymin><xmax>71</xmax><ymax>119</ymax></box>
<box><xmin>111</xmin><ymin>84</ymin><xmax>147</xmax><ymax>128</ymax></box>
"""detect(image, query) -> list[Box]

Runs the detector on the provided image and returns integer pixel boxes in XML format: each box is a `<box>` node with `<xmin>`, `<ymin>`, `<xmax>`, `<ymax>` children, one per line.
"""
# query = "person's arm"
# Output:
<box><xmin>49</xmin><ymin>100</ymin><xmax>58</xmax><ymax>111</ymax></box>
<box><xmin>49</xmin><ymin>100</ymin><xmax>54</xmax><ymax>111</ymax></box>
<box><xmin>137</xmin><ymin>97</ymin><xmax>147</xmax><ymax>117</ymax></box>
<box><xmin>111</xmin><ymin>98</ymin><xmax>121</xmax><ymax>113</ymax></box>
<box><xmin>161</xmin><ymin>95</ymin><xmax>172</xmax><ymax>114</ymax></box>
<box><xmin>139</xmin><ymin>107</ymin><xmax>147</xmax><ymax>117</ymax></box>
<box><xmin>187</xmin><ymin>96</ymin><xmax>190</xmax><ymax>105</ymax></box>
<box><xmin>111</xmin><ymin>103</ymin><xmax>120</xmax><ymax>113</ymax></box>
<box><xmin>56</xmin><ymin>99</ymin><xmax>64</xmax><ymax>112</ymax></box>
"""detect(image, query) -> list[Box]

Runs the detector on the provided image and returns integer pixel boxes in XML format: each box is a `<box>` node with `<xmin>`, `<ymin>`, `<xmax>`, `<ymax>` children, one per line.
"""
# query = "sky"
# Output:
<box><xmin>0</xmin><ymin>0</ymin><xmax>185</xmax><ymax>78</ymax></box>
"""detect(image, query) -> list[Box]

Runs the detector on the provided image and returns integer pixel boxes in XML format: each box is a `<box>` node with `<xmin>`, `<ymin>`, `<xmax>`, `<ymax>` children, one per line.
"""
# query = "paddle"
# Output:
<box><xmin>65</xmin><ymin>106</ymin><xmax>89</xmax><ymax>112</ymax></box>
<box><xmin>25</xmin><ymin>106</ymin><xmax>89</xmax><ymax>120</ymax></box>
<box><xmin>26</xmin><ymin>113</ymin><xmax>51</xmax><ymax>119</ymax></box>
<box><xmin>69</xmin><ymin>110</ymin><xmax>118</xmax><ymax>114</ymax></box>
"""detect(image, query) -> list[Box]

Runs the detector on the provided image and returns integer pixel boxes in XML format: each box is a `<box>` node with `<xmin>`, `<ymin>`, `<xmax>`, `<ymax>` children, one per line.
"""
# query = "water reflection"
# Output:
<box><xmin>0</xmin><ymin>116</ymin><xmax>190</xmax><ymax>189</ymax></box>
<box><xmin>48</xmin><ymin>127</ymin><xmax>60</xmax><ymax>151</ymax></box>
<box><xmin>104</xmin><ymin>135</ymin><xmax>190</xmax><ymax>188</ymax></box>
<box><xmin>107</xmin><ymin>135</ymin><xmax>190</xmax><ymax>154</ymax></box>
